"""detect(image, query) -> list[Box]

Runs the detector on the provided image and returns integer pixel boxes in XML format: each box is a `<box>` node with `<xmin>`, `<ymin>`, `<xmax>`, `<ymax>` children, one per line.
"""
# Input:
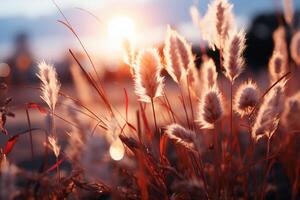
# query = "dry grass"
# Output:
<box><xmin>1</xmin><ymin>0</ymin><xmax>300</xmax><ymax>199</ymax></box>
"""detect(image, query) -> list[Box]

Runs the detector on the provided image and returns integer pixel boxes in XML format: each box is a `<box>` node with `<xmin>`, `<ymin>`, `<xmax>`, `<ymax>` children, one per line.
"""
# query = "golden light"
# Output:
<box><xmin>107</xmin><ymin>16</ymin><xmax>136</xmax><ymax>51</ymax></box>
<box><xmin>109</xmin><ymin>139</ymin><xmax>125</xmax><ymax>161</ymax></box>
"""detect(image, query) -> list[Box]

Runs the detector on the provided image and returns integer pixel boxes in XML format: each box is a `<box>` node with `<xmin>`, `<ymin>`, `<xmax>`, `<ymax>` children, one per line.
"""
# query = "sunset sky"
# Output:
<box><xmin>1</xmin><ymin>0</ymin><xmax>298</xmax><ymax>19</ymax></box>
<box><xmin>0</xmin><ymin>0</ymin><xmax>299</xmax><ymax>61</ymax></box>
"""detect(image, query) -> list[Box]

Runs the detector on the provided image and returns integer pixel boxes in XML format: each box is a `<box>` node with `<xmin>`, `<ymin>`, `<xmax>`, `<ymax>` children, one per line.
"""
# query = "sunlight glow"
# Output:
<box><xmin>107</xmin><ymin>16</ymin><xmax>136</xmax><ymax>51</ymax></box>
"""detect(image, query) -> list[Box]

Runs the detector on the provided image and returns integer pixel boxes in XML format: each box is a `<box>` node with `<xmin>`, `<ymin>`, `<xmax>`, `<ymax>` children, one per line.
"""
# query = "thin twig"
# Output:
<box><xmin>25</xmin><ymin>108</ymin><xmax>34</xmax><ymax>160</ymax></box>
<box><xmin>186</xmin><ymin>74</ymin><xmax>195</xmax><ymax>129</ymax></box>
<box><xmin>150</xmin><ymin>98</ymin><xmax>158</xmax><ymax>134</ymax></box>
<box><xmin>179</xmin><ymin>86</ymin><xmax>191</xmax><ymax>128</ymax></box>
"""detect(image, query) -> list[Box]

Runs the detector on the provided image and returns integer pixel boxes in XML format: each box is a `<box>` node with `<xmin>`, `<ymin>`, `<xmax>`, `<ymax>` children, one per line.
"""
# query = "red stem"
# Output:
<box><xmin>150</xmin><ymin>98</ymin><xmax>158</xmax><ymax>134</ymax></box>
<box><xmin>186</xmin><ymin>74</ymin><xmax>195</xmax><ymax>129</ymax></box>
<box><xmin>25</xmin><ymin>108</ymin><xmax>34</xmax><ymax>160</ymax></box>
<box><xmin>163</xmin><ymin>91</ymin><xmax>176</xmax><ymax>123</ymax></box>
<box><xmin>179</xmin><ymin>86</ymin><xmax>191</xmax><ymax>129</ymax></box>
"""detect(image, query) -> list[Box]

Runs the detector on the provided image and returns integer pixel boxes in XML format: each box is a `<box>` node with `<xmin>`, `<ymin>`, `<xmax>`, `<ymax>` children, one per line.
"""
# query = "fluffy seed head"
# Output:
<box><xmin>134</xmin><ymin>49</ymin><xmax>164</xmax><ymax>102</ymax></box>
<box><xmin>190</xmin><ymin>5</ymin><xmax>201</xmax><ymax>29</ymax></box>
<box><xmin>201</xmin><ymin>58</ymin><xmax>218</xmax><ymax>89</ymax></box>
<box><xmin>282</xmin><ymin>92</ymin><xmax>300</xmax><ymax>131</ymax></box>
<box><xmin>123</xmin><ymin>39</ymin><xmax>137</xmax><ymax>74</ymax></box>
<box><xmin>283</xmin><ymin>0</ymin><xmax>294</xmax><ymax>26</ymax></box>
<box><xmin>268</xmin><ymin>51</ymin><xmax>287</xmax><ymax>83</ymax></box>
<box><xmin>48</xmin><ymin>136</ymin><xmax>60</xmax><ymax>158</ymax></box>
<box><xmin>215</xmin><ymin>0</ymin><xmax>233</xmax><ymax>44</ymax></box>
<box><xmin>174</xmin><ymin>30</ymin><xmax>195</xmax><ymax>72</ymax></box>
<box><xmin>234</xmin><ymin>80</ymin><xmax>259</xmax><ymax>117</ymax></box>
<box><xmin>252</xmin><ymin>81</ymin><xmax>286</xmax><ymax>141</ymax></box>
<box><xmin>290</xmin><ymin>31</ymin><xmax>300</xmax><ymax>65</ymax></box>
<box><xmin>271</xmin><ymin>27</ymin><xmax>288</xmax><ymax>80</ymax></box>
<box><xmin>273</xmin><ymin>26</ymin><xmax>288</xmax><ymax>58</ymax></box>
<box><xmin>165</xmin><ymin>124</ymin><xmax>197</xmax><ymax>150</ymax></box>
<box><xmin>223</xmin><ymin>30</ymin><xmax>246</xmax><ymax>82</ymax></box>
<box><xmin>164</xmin><ymin>27</ymin><xmax>195</xmax><ymax>83</ymax></box>
<box><xmin>197</xmin><ymin>88</ymin><xmax>224</xmax><ymax>129</ymax></box>
<box><xmin>197</xmin><ymin>0</ymin><xmax>236</xmax><ymax>50</ymax></box>
<box><xmin>164</xmin><ymin>27</ymin><xmax>183</xmax><ymax>83</ymax></box>
<box><xmin>37</xmin><ymin>61</ymin><xmax>61</xmax><ymax>111</ymax></box>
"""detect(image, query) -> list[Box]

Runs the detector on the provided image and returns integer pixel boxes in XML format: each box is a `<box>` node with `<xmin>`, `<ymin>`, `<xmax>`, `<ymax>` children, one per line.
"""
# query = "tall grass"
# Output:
<box><xmin>1</xmin><ymin>0</ymin><xmax>300</xmax><ymax>199</ymax></box>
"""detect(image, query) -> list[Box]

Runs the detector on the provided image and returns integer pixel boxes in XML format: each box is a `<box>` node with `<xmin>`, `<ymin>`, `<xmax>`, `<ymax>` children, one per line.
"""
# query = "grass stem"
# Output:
<box><xmin>150</xmin><ymin>98</ymin><xmax>158</xmax><ymax>134</ymax></box>
<box><xmin>186</xmin><ymin>74</ymin><xmax>195</xmax><ymax>129</ymax></box>
<box><xmin>179</xmin><ymin>86</ymin><xmax>191</xmax><ymax>129</ymax></box>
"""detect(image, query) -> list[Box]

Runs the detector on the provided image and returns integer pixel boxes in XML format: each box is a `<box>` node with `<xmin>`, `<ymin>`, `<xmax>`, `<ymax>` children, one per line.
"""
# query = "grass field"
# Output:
<box><xmin>1</xmin><ymin>0</ymin><xmax>300</xmax><ymax>199</ymax></box>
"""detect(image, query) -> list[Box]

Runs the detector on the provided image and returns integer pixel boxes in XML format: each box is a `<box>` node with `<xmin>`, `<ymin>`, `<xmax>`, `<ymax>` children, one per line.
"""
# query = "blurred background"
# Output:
<box><xmin>0</xmin><ymin>0</ymin><xmax>300</xmax><ymax>167</ymax></box>
<box><xmin>0</xmin><ymin>0</ymin><xmax>299</xmax><ymax>85</ymax></box>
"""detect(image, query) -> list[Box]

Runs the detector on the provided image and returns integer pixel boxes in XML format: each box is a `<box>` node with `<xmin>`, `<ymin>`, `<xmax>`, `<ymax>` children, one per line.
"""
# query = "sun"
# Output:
<box><xmin>107</xmin><ymin>16</ymin><xmax>136</xmax><ymax>50</ymax></box>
